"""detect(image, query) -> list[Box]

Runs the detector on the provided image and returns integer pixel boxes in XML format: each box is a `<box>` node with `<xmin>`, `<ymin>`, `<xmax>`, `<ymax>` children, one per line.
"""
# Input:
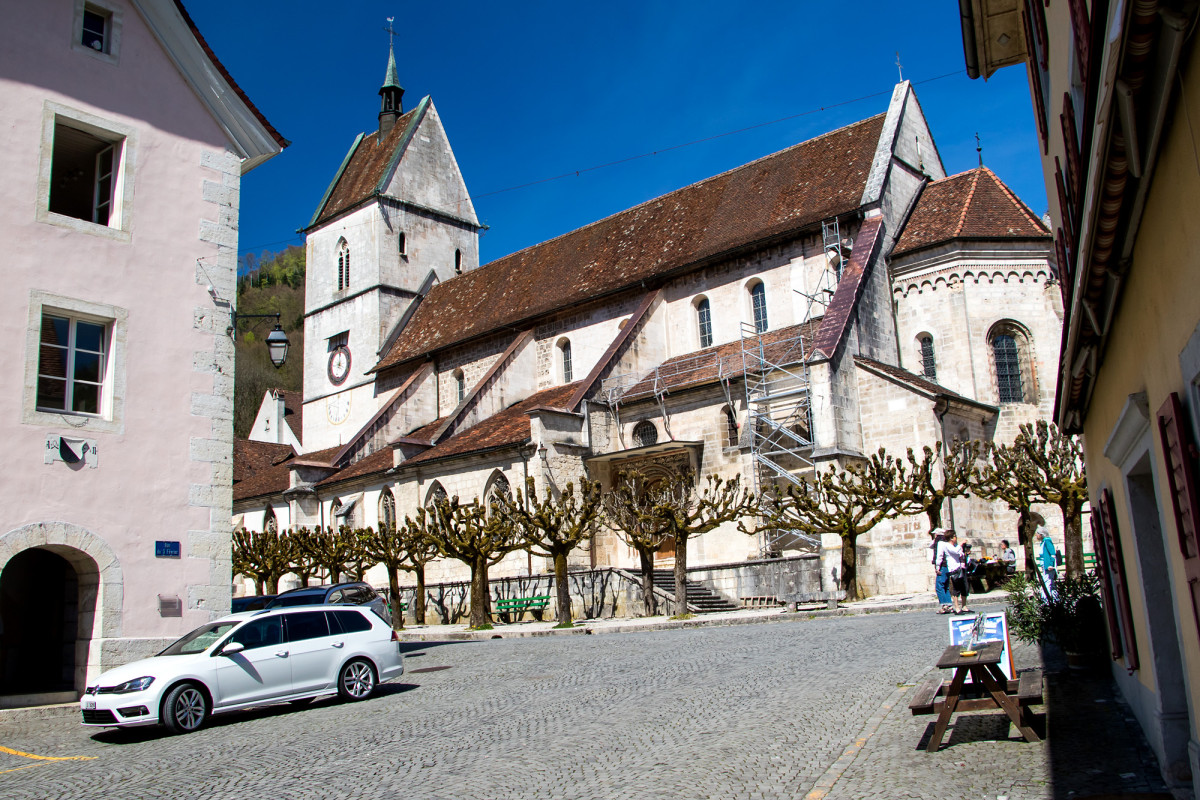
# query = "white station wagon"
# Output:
<box><xmin>81</xmin><ymin>606</ymin><xmax>403</xmax><ymax>733</ymax></box>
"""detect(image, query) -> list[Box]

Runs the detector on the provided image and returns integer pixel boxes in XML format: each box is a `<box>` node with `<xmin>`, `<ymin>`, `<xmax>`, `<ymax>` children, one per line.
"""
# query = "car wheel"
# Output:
<box><xmin>161</xmin><ymin>682</ymin><xmax>209</xmax><ymax>734</ymax></box>
<box><xmin>338</xmin><ymin>659</ymin><xmax>376</xmax><ymax>701</ymax></box>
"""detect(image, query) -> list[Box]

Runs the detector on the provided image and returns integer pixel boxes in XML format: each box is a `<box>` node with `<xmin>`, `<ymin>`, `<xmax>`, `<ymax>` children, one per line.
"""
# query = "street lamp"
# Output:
<box><xmin>229</xmin><ymin>311</ymin><xmax>290</xmax><ymax>369</ymax></box>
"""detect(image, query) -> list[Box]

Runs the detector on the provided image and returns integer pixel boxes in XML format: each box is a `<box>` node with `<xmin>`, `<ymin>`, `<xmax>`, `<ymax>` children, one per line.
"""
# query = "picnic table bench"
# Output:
<box><xmin>495</xmin><ymin>595</ymin><xmax>551</xmax><ymax>620</ymax></box>
<box><xmin>908</xmin><ymin>642</ymin><xmax>1043</xmax><ymax>751</ymax></box>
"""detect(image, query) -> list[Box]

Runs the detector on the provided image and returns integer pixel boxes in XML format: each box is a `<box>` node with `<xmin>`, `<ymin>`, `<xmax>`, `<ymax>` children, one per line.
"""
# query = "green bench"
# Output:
<box><xmin>1083</xmin><ymin>553</ymin><xmax>1098</xmax><ymax>571</ymax></box>
<box><xmin>495</xmin><ymin>595</ymin><xmax>551</xmax><ymax>621</ymax></box>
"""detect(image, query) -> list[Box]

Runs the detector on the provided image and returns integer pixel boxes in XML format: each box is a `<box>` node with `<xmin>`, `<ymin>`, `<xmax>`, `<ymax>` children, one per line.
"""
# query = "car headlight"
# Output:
<box><xmin>110</xmin><ymin>676</ymin><xmax>155</xmax><ymax>694</ymax></box>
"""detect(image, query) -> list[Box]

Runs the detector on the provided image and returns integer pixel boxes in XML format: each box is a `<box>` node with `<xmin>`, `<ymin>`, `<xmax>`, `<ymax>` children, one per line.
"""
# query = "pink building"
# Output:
<box><xmin>0</xmin><ymin>0</ymin><xmax>285</xmax><ymax>706</ymax></box>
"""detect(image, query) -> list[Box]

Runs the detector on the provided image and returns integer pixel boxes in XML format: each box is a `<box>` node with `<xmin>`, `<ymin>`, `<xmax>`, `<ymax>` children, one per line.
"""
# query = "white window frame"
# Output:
<box><xmin>71</xmin><ymin>0</ymin><xmax>123</xmax><ymax>65</ymax></box>
<box><xmin>38</xmin><ymin>102</ymin><xmax>136</xmax><ymax>241</ymax></box>
<box><xmin>23</xmin><ymin>290</ymin><xmax>128</xmax><ymax>434</ymax></box>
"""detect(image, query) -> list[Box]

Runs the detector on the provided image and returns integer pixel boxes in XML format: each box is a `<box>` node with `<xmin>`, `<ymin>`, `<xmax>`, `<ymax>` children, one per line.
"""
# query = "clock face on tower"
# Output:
<box><xmin>328</xmin><ymin>345</ymin><xmax>351</xmax><ymax>386</ymax></box>
<box><xmin>326</xmin><ymin>392</ymin><xmax>351</xmax><ymax>425</ymax></box>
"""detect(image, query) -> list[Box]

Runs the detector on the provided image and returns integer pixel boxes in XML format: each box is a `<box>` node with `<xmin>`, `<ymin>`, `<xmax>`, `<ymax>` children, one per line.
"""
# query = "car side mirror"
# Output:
<box><xmin>220</xmin><ymin>641</ymin><xmax>245</xmax><ymax>656</ymax></box>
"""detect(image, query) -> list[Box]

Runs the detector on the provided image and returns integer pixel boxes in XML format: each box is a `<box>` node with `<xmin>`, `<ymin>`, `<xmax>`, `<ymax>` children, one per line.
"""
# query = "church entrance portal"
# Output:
<box><xmin>0</xmin><ymin>547</ymin><xmax>90</xmax><ymax>696</ymax></box>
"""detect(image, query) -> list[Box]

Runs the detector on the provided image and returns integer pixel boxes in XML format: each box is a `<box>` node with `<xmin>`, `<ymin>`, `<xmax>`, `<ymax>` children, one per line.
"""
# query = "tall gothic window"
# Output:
<box><xmin>337</xmin><ymin>239</ymin><xmax>350</xmax><ymax>291</ymax></box>
<box><xmin>989</xmin><ymin>321</ymin><xmax>1034</xmax><ymax>403</ymax></box>
<box><xmin>723</xmin><ymin>406</ymin><xmax>739</xmax><ymax>448</ymax></box>
<box><xmin>453</xmin><ymin>369</ymin><xmax>466</xmax><ymax>404</ymax></box>
<box><xmin>696</xmin><ymin>297</ymin><xmax>713</xmax><ymax>348</ymax></box>
<box><xmin>378</xmin><ymin>489</ymin><xmax>396</xmax><ymax>530</ymax></box>
<box><xmin>750</xmin><ymin>282</ymin><xmax>768</xmax><ymax>334</ymax></box>
<box><xmin>426</xmin><ymin>481</ymin><xmax>448</xmax><ymax>508</ymax></box>
<box><xmin>558</xmin><ymin>339</ymin><xmax>573</xmax><ymax>383</ymax></box>
<box><xmin>919</xmin><ymin>335</ymin><xmax>937</xmax><ymax>380</ymax></box>
<box><xmin>632</xmin><ymin>420</ymin><xmax>658</xmax><ymax>448</ymax></box>
<box><xmin>454</xmin><ymin>249</ymin><xmax>463</xmax><ymax>275</ymax></box>
<box><xmin>264</xmin><ymin>506</ymin><xmax>278</xmax><ymax>534</ymax></box>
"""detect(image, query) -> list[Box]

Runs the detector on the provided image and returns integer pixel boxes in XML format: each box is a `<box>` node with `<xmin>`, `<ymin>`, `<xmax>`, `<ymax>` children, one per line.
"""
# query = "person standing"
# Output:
<box><xmin>1037</xmin><ymin>530</ymin><xmax>1059</xmax><ymax>592</ymax></box>
<box><xmin>935</xmin><ymin>530</ymin><xmax>968</xmax><ymax>614</ymax></box>
<box><xmin>930</xmin><ymin>528</ymin><xmax>951</xmax><ymax>613</ymax></box>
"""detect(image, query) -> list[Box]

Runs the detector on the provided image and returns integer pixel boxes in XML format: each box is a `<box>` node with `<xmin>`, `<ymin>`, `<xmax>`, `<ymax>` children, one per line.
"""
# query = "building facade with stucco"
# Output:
<box><xmin>234</xmin><ymin>59</ymin><xmax>1063</xmax><ymax>603</ymax></box>
<box><xmin>0</xmin><ymin>0</ymin><xmax>284</xmax><ymax>706</ymax></box>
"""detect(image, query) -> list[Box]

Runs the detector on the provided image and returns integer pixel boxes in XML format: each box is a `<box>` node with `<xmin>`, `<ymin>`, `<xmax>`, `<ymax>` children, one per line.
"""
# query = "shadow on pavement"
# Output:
<box><xmin>89</xmin><ymin>683</ymin><xmax>421</xmax><ymax>745</ymax></box>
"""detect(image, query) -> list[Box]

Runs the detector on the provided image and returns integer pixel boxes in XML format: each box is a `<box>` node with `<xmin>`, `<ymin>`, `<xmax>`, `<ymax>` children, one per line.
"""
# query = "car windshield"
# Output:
<box><xmin>268</xmin><ymin>593</ymin><xmax>325</xmax><ymax>607</ymax></box>
<box><xmin>157</xmin><ymin>621</ymin><xmax>239</xmax><ymax>656</ymax></box>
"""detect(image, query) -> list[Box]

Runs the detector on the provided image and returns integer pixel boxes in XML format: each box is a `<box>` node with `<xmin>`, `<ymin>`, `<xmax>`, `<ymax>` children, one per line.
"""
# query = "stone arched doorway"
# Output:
<box><xmin>0</xmin><ymin>523</ymin><xmax>122</xmax><ymax>699</ymax></box>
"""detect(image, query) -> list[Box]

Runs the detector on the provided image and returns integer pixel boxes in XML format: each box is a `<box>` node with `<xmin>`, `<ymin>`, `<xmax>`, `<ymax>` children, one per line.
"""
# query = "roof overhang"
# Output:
<box><xmin>585</xmin><ymin>440</ymin><xmax>703</xmax><ymax>465</ymax></box>
<box><xmin>959</xmin><ymin>0</ymin><xmax>1028</xmax><ymax>80</ymax></box>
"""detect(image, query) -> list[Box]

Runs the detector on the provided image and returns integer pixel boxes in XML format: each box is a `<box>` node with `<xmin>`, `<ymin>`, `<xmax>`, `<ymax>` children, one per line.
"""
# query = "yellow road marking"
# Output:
<box><xmin>0</xmin><ymin>745</ymin><xmax>97</xmax><ymax>762</ymax></box>
<box><xmin>0</xmin><ymin>763</ymin><xmax>49</xmax><ymax>775</ymax></box>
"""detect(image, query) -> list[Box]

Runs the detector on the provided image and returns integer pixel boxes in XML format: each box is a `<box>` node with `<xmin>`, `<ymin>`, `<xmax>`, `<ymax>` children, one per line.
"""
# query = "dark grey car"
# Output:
<box><xmin>265</xmin><ymin>582</ymin><xmax>389</xmax><ymax>623</ymax></box>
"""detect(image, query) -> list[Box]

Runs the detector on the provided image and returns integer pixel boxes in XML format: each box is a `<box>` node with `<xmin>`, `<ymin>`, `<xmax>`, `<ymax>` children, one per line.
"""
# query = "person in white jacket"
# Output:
<box><xmin>935</xmin><ymin>530</ymin><xmax>970</xmax><ymax>614</ymax></box>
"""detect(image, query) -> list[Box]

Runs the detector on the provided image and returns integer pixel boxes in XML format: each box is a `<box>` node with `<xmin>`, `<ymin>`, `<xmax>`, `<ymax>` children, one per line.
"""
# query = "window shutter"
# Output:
<box><xmin>1061</xmin><ymin>93</ymin><xmax>1083</xmax><ymax>208</ymax></box>
<box><xmin>1156</xmin><ymin>392</ymin><xmax>1200</xmax><ymax>644</ymax></box>
<box><xmin>1054</xmin><ymin>159</ymin><xmax>1076</xmax><ymax>254</ymax></box>
<box><xmin>1097</xmin><ymin>487</ymin><xmax>1139</xmax><ymax>673</ymax></box>
<box><xmin>1055</xmin><ymin>231</ymin><xmax>1071</xmax><ymax>307</ymax></box>
<box><xmin>1090</xmin><ymin>514</ymin><xmax>1124</xmax><ymax>661</ymax></box>
<box><xmin>1067</xmin><ymin>0</ymin><xmax>1091</xmax><ymax>84</ymax></box>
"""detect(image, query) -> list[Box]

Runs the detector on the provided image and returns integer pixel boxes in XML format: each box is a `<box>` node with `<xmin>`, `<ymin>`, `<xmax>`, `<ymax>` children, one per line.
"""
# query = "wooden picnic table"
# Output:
<box><xmin>909</xmin><ymin>641</ymin><xmax>1043</xmax><ymax>752</ymax></box>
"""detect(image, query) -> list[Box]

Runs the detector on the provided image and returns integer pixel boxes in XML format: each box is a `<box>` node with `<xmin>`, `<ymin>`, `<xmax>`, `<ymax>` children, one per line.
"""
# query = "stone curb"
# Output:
<box><xmin>0</xmin><ymin>702</ymin><xmax>79</xmax><ymax>724</ymax></box>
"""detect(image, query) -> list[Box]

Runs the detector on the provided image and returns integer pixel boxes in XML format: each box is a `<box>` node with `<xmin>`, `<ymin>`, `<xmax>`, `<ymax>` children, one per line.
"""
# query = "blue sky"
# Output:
<box><xmin>186</xmin><ymin>1</ymin><xmax>1045</xmax><ymax>269</ymax></box>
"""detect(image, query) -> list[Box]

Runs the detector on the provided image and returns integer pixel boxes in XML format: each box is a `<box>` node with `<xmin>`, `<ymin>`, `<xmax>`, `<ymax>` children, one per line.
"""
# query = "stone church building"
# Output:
<box><xmin>234</xmin><ymin>52</ymin><xmax>1061</xmax><ymax>601</ymax></box>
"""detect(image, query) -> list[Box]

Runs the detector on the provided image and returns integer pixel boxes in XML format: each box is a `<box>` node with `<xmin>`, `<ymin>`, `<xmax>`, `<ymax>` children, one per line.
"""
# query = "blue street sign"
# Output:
<box><xmin>155</xmin><ymin>540</ymin><xmax>181</xmax><ymax>558</ymax></box>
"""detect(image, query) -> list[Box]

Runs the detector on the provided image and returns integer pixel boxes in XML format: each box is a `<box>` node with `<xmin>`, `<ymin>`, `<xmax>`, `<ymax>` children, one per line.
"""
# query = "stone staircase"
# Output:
<box><xmin>648</xmin><ymin>570</ymin><xmax>741</xmax><ymax>613</ymax></box>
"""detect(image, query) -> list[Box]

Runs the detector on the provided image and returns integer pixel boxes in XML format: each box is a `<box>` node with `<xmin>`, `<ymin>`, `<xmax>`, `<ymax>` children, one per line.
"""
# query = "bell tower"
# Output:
<box><xmin>378</xmin><ymin>18</ymin><xmax>404</xmax><ymax>139</ymax></box>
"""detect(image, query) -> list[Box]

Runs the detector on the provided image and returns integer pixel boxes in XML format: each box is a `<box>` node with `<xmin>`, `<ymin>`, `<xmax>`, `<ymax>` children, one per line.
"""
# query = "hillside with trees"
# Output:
<box><xmin>233</xmin><ymin>246</ymin><xmax>305</xmax><ymax>438</ymax></box>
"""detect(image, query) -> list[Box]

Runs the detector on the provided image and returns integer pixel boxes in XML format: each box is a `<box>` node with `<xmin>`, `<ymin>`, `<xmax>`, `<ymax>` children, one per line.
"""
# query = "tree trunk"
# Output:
<box><xmin>638</xmin><ymin>549</ymin><xmax>658</xmax><ymax>616</ymax></box>
<box><xmin>1061</xmin><ymin>502</ymin><xmax>1084</xmax><ymax>579</ymax></box>
<box><xmin>414</xmin><ymin>566</ymin><xmax>427</xmax><ymax>625</ymax></box>
<box><xmin>295</xmin><ymin>569</ymin><xmax>311</xmax><ymax>587</ymax></box>
<box><xmin>673</xmin><ymin>535</ymin><xmax>690</xmax><ymax>614</ymax></box>
<box><xmin>926</xmin><ymin>499</ymin><xmax>943</xmax><ymax>531</ymax></box>
<box><xmin>1017</xmin><ymin>509</ymin><xmax>1037</xmax><ymax>575</ymax></box>
<box><xmin>265</xmin><ymin>574</ymin><xmax>280</xmax><ymax>595</ymax></box>
<box><xmin>387</xmin><ymin>566</ymin><xmax>404</xmax><ymax>630</ymax></box>
<box><xmin>840</xmin><ymin>533</ymin><xmax>863</xmax><ymax>601</ymax></box>
<box><xmin>469</xmin><ymin>557</ymin><xmax>488</xmax><ymax>629</ymax></box>
<box><xmin>553</xmin><ymin>550</ymin><xmax>571</xmax><ymax>625</ymax></box>
<box><xmin>253</xmin><ymin>576</ymin><xmax>264</xmax><ymax>596</ymax></box>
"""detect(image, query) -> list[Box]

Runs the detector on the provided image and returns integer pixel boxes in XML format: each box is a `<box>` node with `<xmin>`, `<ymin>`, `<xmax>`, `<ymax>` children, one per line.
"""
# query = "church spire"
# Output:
<box><xmin>378</xmin><ymin>18</ymin><xmax>404</xmax><ymax>139</ymax></box>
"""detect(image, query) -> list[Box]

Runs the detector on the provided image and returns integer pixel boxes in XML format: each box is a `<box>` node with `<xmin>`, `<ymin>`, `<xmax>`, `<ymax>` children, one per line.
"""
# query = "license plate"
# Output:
<box><xmin>82</xmin><ymin>699</ymin><xmax>96</xmax><ymax>710</ymax></box>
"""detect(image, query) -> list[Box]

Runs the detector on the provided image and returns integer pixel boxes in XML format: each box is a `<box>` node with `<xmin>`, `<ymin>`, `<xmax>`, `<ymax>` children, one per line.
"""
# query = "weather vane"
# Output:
<box><xmin>896</xmin><ymin>51</ymin><xmax>903</xmax><ymax>82</ymax></box>
<box><xmin>384</xmin><ymin>16</ymin><xmax>396</xmax><ymax>47</ymax></box>
<box><xmin>976</xmin><ymin>132</ymin><xmax>983</xmax><ymax>167</ymax></box>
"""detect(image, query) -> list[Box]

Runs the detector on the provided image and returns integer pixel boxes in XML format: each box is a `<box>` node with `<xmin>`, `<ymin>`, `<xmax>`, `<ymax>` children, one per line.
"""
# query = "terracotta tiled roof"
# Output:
<box><xmin>813</xmin><ymin>216</ymin><xmax>885</xmax><ymax>358</ymax></box>
<box><xmin>232</xmin><ymin>439</ymin><xmax>296</xmax><ymax>502</ymax></box>
<box><xmin>401</xmin><ymin>383</ymin><xmax>580</xmax><ymax>467</ymax></box>
<box><xmin>307</xmin><ymin>102</ymin><xmax>425</xmax><ymax>229</ymax></box>
<box><xmin>892</xmin><ymin>167</ymin><xmax>1049</xmax><ymax>257</ymax></box>
<box><xmin>396</xmin><ymin>417</ymin><xmax>446</xmax><ymax>446</ymax></box>
<box><xmin>855</xmin><ymin>356</ymin><xmax>994</xmax><ymax>410</ymax></box>
<box><xmin>375</xmin><ymin>114</ymin><xmax>887</xmax><ymax>372</ymax></box>
<box><xmin>621</xmin><ymin>320</ymin><xmax>821</xmax><ymax>402</ymax></box>
<box><xmin>315</xmin><ymin>447</ymin><xmax>394</xmax><ymax>488</ymax></box>
<box><xmin>172</xmin><ymin>1</ymin><xmax>288</xmax><ymax>149</ymax></box>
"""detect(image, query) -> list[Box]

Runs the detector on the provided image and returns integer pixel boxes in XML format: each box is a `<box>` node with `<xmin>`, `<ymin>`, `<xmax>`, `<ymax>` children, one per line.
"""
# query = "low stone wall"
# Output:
<box><xmin>686</xmin><ymin>554</ymin><xmax>823</xmax><ymax>605</ymax></box>
<box><xmin>387</xmin><ymin>568</ymin><xmax>679</xmax><ymax>626</ymax></box>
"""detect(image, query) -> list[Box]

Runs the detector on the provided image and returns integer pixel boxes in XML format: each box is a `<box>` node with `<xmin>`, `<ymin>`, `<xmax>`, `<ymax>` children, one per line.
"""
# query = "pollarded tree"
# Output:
<box><xmin>974</xmin><ymin>442</ymin><xmax>1041</xmax><ymax>575</ymax></box>
<box><xmin>500</xmin><ymin>477</ymin><xmax>604</xmax><ymax>627</ymax></box>
<box><xmin>896</xmin><ymin>439</ymin><xmax>982</xmax><ymax>531</ymax></box>
<box><xmin>1012</xmin><ymin>420</ymin><xmax>1088</xmax><ymax>579</ymax></box>
<box><xmin>648</xmin><ymin>471</ymin><xmax>758</xmax><ymax>616</ymax></box>
<box><xmin>358</xmin><ymin>524</ymin><xmax>409</xmax><ymax>629</ymax></box>
<box><xmin>768</xmin><ymin>450</ymin><xmax>905</xmax><ymax>600</ymax></box>
<box><xmin>397</xmin><ymin>509</ymin><xmax>441</xmax><ymax>625</ymax></box>
<box><xmin>232</xmin><ymin>528</ymin><xmax>293</xmax><ymax>595</ymax></box>
<box><xmin>341</xmin><ymin>525</ymin><xmax>373</xmax><ymax>582</ymax></box>
<box><xmin>601</xmin><ymin>470</ymin><xmax>673</xmax><ymax>616</ymax></box>
<box><xmin>286</xmin><ymin>527</ymin><xmax>319</xmax><ymax>587</ymax></box>
<box><xmin>295</xmin><ymin>526</ymin><xmax>359</xmax><ymax>584</ymax></box>
<box><xmin>425</xmin><ymin>494</ymin><xmax>523</xmax><ymax>629</ymax></box>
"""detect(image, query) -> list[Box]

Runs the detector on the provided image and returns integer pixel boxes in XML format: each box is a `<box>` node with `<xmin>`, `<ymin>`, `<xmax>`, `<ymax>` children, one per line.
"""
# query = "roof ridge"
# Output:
<box><xmin>454</xmin><ymin>113</ymin><xmax>888</xmax><ymax>277</ymax></box>
<box><xmin>982</xmin><ymin>166</ymin><xmax>1049</xmax><ymax>232</ymax></box>
<box><xmin>953</xmin><ymin>169</ymin><xmax>981</xmax><ymax>238</ymax></box>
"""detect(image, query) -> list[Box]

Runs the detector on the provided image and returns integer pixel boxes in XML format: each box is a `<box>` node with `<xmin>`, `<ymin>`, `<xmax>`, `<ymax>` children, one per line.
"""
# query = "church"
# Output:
<box><xmin>234</xmin><ymin>46</ymin><xmax>1062</xmax><ymax>603</ymax></box>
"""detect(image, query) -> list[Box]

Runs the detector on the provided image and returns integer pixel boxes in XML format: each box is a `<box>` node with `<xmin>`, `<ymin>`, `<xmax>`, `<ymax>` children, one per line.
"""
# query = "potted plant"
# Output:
<box><xmin>1005</xmin><ymin>572</ymin><xmax>1106</xmax><ymax>669</ymax></box>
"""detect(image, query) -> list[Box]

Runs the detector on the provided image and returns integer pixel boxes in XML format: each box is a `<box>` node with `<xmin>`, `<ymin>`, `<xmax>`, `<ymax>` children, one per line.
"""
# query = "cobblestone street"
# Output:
<box><xmin>1</xmin><ymin>607</ymin><xmax>1168</xmax><ymax>800</ymax></box>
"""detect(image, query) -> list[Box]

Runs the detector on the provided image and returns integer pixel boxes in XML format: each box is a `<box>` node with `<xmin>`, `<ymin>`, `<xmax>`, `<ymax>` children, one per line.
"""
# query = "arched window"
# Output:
<box><xmin>378</xmin><ymin>489</ymin><xmax>396</xmax><ymax>530</ymax></box>
<box><xmin>398</xmin><ymin>232</ymin><xmax>407</xmax><ymax>256</ymax></box>
<box><xmin>485</xmin><ymin>472</ymin><xmax>511</xmax><ymax>516</ymax></box>
<box><xmin>989</xmin><ymin>322</ymin><xmax>1035</xmax><ymax>403</ymax></box>
<box><xmin>425</xmin><ymin>481</ymin><xmax>448</xmax><ymax>508</ymax></box>
<box><xmin>919</xmin><ymin>334</ymin><xmax>937</xmax><ymax>380</ymax></box>
<box><xmin>454</xmin><ymin>249</ymin><xmax>463</xmax><ymax>275</ymax></box>
<box><xmin>264</xmin><ymin>506</ymin><xmax>278</xmax><ymax>534</ymax></box>
<box><xmin>632</xmin><ymin>420</ymin><xmax>658</xmax><ymax>448</ymax></box>
<box><xmin>558</xmin><ymin>338</ymin><xmax>573</xmax><ymax>383</ymax></box>
<box><xmin>722</xmin><ymin>406</ymin><xmax>739</xmax><ymax>449</ymax></box>
<box><xmin>337</xmin><ymin>239</ymin><xmax>350</xmax><ymax>291</ymax></box>
<box><xmin>749</xmin><ymin>281</ymin><xmax>768</xmax><ymax>333</ymax></box>
<box><xmin>696</xmin><ymin>297</ymin><xmax>713</xmax><ymax>348</ymax></box>
<box><xmin>453</xmin><ymin>369</ymin><xmax>466</xmax><ymax>404</ymax></box>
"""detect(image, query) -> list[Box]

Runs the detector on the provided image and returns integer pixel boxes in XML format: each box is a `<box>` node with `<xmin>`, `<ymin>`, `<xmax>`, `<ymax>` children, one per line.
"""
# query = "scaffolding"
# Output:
<box><xmin>739</xmin><ymin>216</ymin><xmax>849</xmax><ymax>555</ymax></box>
<box><xmin>599</xmin><ymin>349</ymin><xmax>737</xmax><ymax>445</ymax></box>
